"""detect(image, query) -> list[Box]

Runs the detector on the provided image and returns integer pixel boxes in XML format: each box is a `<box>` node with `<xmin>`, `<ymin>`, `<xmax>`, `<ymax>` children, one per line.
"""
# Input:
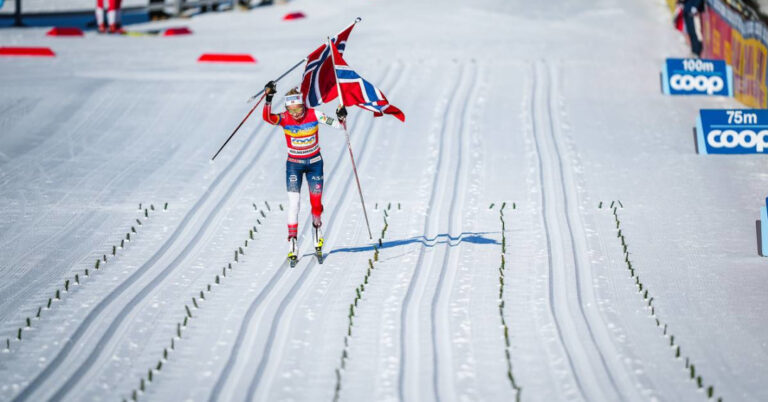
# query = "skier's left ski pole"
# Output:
<box><xmin>210</xmin><ymin>58</ymin><xmax>306</xmax><ymax>161</ymax></box>
<box><xmin>329</xmin><ymin>37</ymin><xmax>373</xmax><ymax>240</ymax></box>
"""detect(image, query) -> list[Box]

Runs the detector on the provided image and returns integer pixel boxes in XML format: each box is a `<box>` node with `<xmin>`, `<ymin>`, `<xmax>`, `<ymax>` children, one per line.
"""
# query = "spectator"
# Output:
<box><xmin>679</xmin><ymin>0</ymin><xmax>705</xmax><ymax>57</ymax></box>
<box><xmin>95</xmin><ymin>0</ymin><xmax>123</xmax><ymax>34</ymax></box>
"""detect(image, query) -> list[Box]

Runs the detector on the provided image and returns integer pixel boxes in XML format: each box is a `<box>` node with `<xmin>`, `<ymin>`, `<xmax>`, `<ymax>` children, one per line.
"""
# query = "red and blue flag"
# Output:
<box><xmin>300</xmin><ymin>21</ymin><xmax>357</xmax><ymax>108</ymax></box>
<box><xmin>329</xmin><ymin>39</ymin><xmax>405</xmax><ymax>122</ymax></box>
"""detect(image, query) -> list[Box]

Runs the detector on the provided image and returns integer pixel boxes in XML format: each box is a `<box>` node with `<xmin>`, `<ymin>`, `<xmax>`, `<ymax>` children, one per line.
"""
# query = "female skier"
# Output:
<box><xmin>263</xmin><ymin>81</ymin><xmax>347</xmax><ymax>266</ymax></box>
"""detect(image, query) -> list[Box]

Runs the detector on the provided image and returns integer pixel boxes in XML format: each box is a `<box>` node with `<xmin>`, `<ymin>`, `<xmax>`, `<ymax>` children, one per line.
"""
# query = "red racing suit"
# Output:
<box><xmin>263</xmin><ymin>101</ymin><xmax>343</xmax><ymax>238</ymax></box>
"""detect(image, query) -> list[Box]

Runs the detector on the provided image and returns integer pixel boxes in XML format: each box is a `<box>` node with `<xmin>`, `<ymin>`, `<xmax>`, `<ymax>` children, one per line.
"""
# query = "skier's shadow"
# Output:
<box><xmin>326</xmin><ymin>231</ymin><xmax>500</xmax><ymax>256</ymax></box>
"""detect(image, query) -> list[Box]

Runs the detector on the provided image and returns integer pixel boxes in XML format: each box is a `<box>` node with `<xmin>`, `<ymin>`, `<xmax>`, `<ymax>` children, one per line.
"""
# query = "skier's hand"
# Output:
<box><xmin>336</xmin><ymin>105</ymin><xmax>347</xmax><ymax>122</ymax></box>
<box><xmin>265</xmin><ymin>81</ymin><xmax>276</xmax><ymax>102</ymax></box>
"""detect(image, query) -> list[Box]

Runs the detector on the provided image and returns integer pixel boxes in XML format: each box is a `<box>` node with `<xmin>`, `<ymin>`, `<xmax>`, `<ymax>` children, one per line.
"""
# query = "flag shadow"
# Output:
<box><xmin>326</xmin><ymin>231</ymin><xmax>500</xmax><ymax>257</ymax></box>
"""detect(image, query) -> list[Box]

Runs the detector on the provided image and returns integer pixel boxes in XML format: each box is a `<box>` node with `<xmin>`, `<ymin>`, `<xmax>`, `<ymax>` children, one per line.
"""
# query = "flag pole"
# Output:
<box><xmin>245</xmin><ymin>17</ymin><xmax>360</xmax><ymax>104</ymax></box>
<box><xmin>328</xmin><ymin>37</ymin><xmax>373</xmax><ymax>240</ymax></box>
<box><xmin>212</xmin><ymin>17</ymin><xmax>363</xmax><ymax>161</ymax></box>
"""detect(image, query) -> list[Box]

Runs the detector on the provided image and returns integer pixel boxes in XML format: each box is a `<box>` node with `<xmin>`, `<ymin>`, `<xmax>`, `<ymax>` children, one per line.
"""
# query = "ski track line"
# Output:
<box><xmin>430</xmin><ymin>61</ymin><xmax>478</xmax><ymax>401</ymax></box>
<box><xmin>0</xmin><ymin>91</ymin><xmax>195</xmax><ymax>309</ymax></box>
<box><xmin>525</xmin><ymin>61</ymin><xmax>586</xmax><ymax>400</ymax></box>
<box><xmin>245</xmin><ymin>64</ymin><xmax>405</xmax><ymax>401</ymax></box>
<box><xmin>11</xmin><ymin>119</ymin><xmax>270</xmax><ymax>402</ymax></box>
<box><xmin>545</xmin><ymin>63</ymin><xmax>641</xmax><ymax>399</ymax></box>
<box><xmin>207</xmin><ymin>64</ymin><xmax>398</xmax><ymax>401</ymax></box>
<box><xmin>396</xmin><ymin>61</ymin><xmax>467</xmax><ymax>402</ymax></box>
<box><xmin>330</xmin><ymin>63</ymin><xmax>411</xmax><ymax>400</ymax></box>
<box><xmin>47</xmin><ymin>128</ymin><xmax>278</xmax><ymax>401</ymax></box>
<box><xmin>0</xmin><ymin>86</ymin><xmax>173</xmax><ymax>253</ymax></box>
<box><xmin>1</xmin><ymin>206</ymin><xmax>163</xmax><ymax>348</ymax></box>
<box><xmin>0</xmin><ymin>157</ymin><xmax>167</xmax><ymax>324</ymax></box>
<box><xmin>118</xmin><ymin>200</ymin><xmax>281</xmax><ymax>402</ymax></box>
<box><xmin>530</xmin><ymin>60</ymin><xmax>624</xmax><ymax>401</ymax></box>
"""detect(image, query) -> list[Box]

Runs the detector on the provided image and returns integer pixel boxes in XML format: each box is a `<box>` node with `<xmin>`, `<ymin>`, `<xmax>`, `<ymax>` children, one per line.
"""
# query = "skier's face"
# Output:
<box><xmin>287</xmin><ymin>104</ymin><xmax>305</xmax><ymax>120</ymax></box>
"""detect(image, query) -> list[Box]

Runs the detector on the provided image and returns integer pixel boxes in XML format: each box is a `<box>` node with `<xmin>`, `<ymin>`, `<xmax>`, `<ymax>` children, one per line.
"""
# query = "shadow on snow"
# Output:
<box><xmin>326</xmin><ymin>231</ymin><xmax>500</xmax><ymax>257</ymax></box>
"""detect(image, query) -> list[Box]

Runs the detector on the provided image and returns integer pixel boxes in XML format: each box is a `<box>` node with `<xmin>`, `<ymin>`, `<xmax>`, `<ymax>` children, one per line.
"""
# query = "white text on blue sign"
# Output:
<box><xmin>696</xmin><ymin>109</ymin><xmax>768</xmax><ymax>154</ymax></box>
<box><xmin>662</xmin><ymin>58</ymin><xmax>733</xmax><ymax>97</ymax></box>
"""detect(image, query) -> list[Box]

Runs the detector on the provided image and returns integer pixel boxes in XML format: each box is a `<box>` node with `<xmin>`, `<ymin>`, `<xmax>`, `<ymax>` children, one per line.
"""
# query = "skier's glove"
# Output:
<box><xmin>336</xmin><ymin>105</ymin><xmax>348</xmax><ymax>122</ymax></box>
<box><xmin>264</xmin><ymin>81</ymin><xmax>276</xmax><ymax>102</ymax></box>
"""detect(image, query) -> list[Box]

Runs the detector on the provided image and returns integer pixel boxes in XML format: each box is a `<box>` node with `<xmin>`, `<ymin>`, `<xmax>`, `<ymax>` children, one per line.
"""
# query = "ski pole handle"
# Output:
<box><xmin>247</xmin><ymin>58</ymin><xmax>307</xmax><ymax>103</ymax></box>
<box><xmin>212</xmin><ymin>58</ymin><xmax>305</xmax><ymax>161</ymax></box>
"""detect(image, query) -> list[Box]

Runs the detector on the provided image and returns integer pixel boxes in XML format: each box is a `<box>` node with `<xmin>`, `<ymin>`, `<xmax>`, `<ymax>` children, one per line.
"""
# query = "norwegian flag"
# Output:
<box><xmin>300</xmin><ymin>21</ymin><xmax>357</xmax><ymax>108</ymax></box>
<box><xmin>329</xmin><ymin>39</ymin><xmax>405</xmax><ymax>122</ymax></box>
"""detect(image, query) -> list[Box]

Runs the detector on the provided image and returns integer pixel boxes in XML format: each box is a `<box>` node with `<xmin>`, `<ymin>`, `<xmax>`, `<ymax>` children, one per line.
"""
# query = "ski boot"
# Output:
<box><xmin>313</xmin><ymin>223</ymin><xmax>324</xmax><ymax>264</ymax></box>
<box><xmin>108</xmin><ymin>23</ymin><xmax>125</xmax><ymax>35</ymax></box>
<box><xmin>287</xmin><ymin>237</ymin><xmax>298</xmax><ymax>268</ymax></box>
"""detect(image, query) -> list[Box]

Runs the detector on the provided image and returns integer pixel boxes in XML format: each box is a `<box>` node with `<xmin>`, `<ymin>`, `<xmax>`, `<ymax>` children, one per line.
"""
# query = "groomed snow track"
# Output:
<box><xmin>12</xmin><ymin>118</ymin><xmax>276</xmax><ymax>402</ymax></box>
<box><xmin>397</xmin><ymin>60</ymin><xmax>480</xmax><ymax>402</ymax></box>
<box><xmin>1</xmin><ymin>0</ymin><xmax>767</xmax><ymax>401</ymax></box>
<box><xmin>529</xmin><ymin>60</ymin><xmax>631</xmax><ymax>401</ymax></box>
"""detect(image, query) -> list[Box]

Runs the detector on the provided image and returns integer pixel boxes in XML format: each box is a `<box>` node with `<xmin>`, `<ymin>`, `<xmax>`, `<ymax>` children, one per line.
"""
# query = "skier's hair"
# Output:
<box><xmin>286</xmin><ymin>87</ymin><xmax>301</xmax><ymax>97</ymax></box>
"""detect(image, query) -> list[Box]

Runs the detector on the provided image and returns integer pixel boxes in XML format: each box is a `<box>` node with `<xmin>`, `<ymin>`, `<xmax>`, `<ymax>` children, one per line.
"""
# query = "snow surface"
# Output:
<box><xmin>0</xmin><ymin>0</ymin><xmax>767</xmax><ymax>401</ymax></box>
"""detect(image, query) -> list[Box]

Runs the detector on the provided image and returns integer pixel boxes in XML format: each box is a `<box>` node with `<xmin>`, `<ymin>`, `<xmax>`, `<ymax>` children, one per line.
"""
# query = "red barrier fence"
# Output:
<box><xmin>701</xmin><ymin>0</ymin><xmax>768</xmax><ymax>107</ymax></box>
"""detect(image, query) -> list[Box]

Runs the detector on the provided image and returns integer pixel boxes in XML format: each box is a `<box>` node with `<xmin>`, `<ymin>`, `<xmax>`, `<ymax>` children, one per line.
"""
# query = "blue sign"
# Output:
<box><xmin>695</xmin><ymin>109</ymin><xmax>768</xmax><ymax>154</ymax></box>
<box><xmin>662</xmin><ymin>58</ymin><xmax>733</xmax><ymax>97</ymax></box>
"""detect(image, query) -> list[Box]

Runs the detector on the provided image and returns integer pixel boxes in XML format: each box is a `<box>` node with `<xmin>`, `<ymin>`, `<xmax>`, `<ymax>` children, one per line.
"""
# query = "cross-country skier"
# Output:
<box><xmin>262</xmin><ymin>81</ymin><xmax>347</xmax><ymax>266</ymax></box>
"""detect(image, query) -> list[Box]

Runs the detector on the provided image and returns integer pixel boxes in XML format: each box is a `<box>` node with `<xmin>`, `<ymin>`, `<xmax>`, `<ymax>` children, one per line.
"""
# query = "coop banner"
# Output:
<box><xmin>696</xmin><ymin>109</ymin><xmax>768</xmax><ymax>154</ymax></box>
<box><xmin>662</xmin><ymin>58</ymin><xmax>733</xmax><ymax>96</ymax></box>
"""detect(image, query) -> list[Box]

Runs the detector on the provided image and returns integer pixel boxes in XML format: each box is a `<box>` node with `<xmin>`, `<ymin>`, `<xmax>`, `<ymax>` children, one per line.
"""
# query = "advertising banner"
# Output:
<box><xmin>701</xmin><ymin>0</ymin><xmax>768</xmax><ymax>108</ymax></box>
<box><xmin>696</xmin><ymin>109</ymin><xmax>768</xmax><ymax>154</ymax></box>
<box><xmin>662</xmin><ymin>58</ymin><xmax>733</xmax><ymax>96</ymax></box>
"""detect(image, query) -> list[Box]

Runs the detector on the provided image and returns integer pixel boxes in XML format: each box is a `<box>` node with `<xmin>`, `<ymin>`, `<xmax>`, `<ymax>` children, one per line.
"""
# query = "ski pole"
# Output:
<box><xmin>211</xmin><ymin>93</ymin><xmax>264</xmax><ymax>161</ymax></box>
<box><xmin>210</xmin><ymin>58</ymin><xmax>306</xmax><ymax>161</ymax></box>
<box><xmin>246</xmin><ymin>58</ymin><xmax>306</xmax><ymax>103</ymax></box>
<box><xmin>328</xmin><ymin>37</ymin><xmax>373</xmax><ymax>240</ymax></box>
<box><xmin>342</xmin><ymin>123</ymin><xmax>373</xmax><ymax>240</ymax></box>
<box><xmin>211</xmin><ymin>17</ymin><xmax>363</xmax><ymax>161</ymax></box>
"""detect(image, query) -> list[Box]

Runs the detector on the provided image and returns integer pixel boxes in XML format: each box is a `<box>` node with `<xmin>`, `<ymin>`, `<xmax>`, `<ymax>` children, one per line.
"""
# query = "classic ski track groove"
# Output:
<box><xmin>2</xmin><ymin>206</ymin><xmax>162</xmax><ymax>350</ymax></box>
<box><xmin>49</xmin><ymin>128</ymin><xmax>277</xmax><ymax>400</ymax></box>
<box><xmin>118</xmin><ymin>202</ymin><xmax>278</xmax><ymax>401</ymax></box>
<box><xmin>0</xmin><ymin>89</ymin><xmax>183</xmax><ymax>255</ymax></box>
<box><xmin>531</xmin><ymin>60</ymin><xmax>628</xmax><ymax>401</ymax></box>
<box><xmin>207</xmin><ymin>64</ymin><xmax>399</xmax><ymax>402</ymax></box>
<box><xmin>545</xmin><ymin>63</ymin><xmax>643</xmax><ymax>399</ymax></box>
<box><xmin>430</xmin><ymin>61</ymin><xmax>478</xmax><ymax>401</ymax></box>
<box><xmin>12</xmin><ymin>118</ymin><xmax>270</xmax><ymax>402</ymax></box>
<box><xmin>245</xmin><ymin>65</ymin><xmax>404</xmax><ymax>401</ymax></box>
<box><xmin>545</xmin><ymin>63</ymin><xmax>644</xmax><ymax>399</ymax></box>
<box><xmin>396</xmin><ymin>61</ymin><xmax>468</xmax><ymax>402</ymax></box>
<box><xmin>528</xmin><ymin>61</ymin><xmax>584</xmax><ymax>399</ymax></box>
<box><xmin>0</xmin><ymin>98</ymin><xmax>186</xmax><ymax>317</ymax></box>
